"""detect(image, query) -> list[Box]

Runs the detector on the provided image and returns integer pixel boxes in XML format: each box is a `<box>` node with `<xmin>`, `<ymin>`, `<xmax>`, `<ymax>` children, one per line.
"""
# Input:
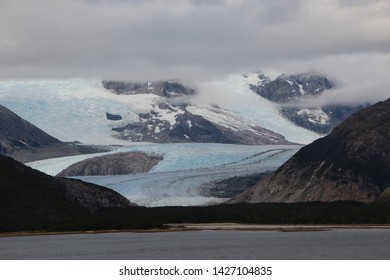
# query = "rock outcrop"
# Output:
<box><xmin>58</xmin><ymin>152</ymin><xmax>162</xmax><ymax>176</ymax></box>
<box><xmin>236</xmin><ymin>98</ymin><xmax>390</xmax><ymax>203</ymax></box>
<box><xmin>102</xmin><ymin>80</ymin><xmax>195</xmax><ymax>98</ymax></box>
<box><xmin>106</xmin><ymin>112</ymin><xmax>123</xmax><ymax>121</ymax></box>
<box><xmin>248</xmin><ymin>72</ymin><xmax>333</xmax><ymax>103</ymax></box>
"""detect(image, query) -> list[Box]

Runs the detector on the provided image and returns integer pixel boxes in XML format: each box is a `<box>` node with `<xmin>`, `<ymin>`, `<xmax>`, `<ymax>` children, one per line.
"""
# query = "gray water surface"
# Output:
<box><xmin>1</xmin><ymin>229</ymin><xmax>390</xmax><ymax>260</ymax></box>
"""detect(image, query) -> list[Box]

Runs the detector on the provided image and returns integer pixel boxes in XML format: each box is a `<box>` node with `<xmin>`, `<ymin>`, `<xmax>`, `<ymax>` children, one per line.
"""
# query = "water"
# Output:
<box><xmin>1</xmin><ymin>229</ymin><xmax>390</xmax><ymax>259</ymax></box>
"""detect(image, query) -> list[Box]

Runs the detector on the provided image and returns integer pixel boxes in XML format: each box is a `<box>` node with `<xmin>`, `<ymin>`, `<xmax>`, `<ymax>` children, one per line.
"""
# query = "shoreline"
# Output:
<box><xmin>1</xmin><ymin>223</ymin><xmax>390</xmax><ymax>238</ymax></box>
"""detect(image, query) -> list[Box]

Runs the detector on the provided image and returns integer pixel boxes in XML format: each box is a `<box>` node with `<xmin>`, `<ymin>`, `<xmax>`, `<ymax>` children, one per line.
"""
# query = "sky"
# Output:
<box><xmin>1</xmin><ymin>0</ymin><xmax>389</xmax><ymax>104</ymax></box>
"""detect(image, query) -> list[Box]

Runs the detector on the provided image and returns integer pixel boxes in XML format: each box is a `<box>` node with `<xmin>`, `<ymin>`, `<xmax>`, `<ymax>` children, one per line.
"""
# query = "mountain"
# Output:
<box><xmin>234</xmin><ymin>98</ymin><xmax>390</xmax><ymax>204</ymax></box>
<box><xmin>245</xmin><ymin>72</ymin><xmax>366</xmax><ymax>134</ymax></box>
<box><xmin>103</xmin><ymin>80</ymin><xmax>195</xmax><ymax>98</ymax></box>
<box><xmin>0</xmin><ymin>104</ymin><xmax>60</xmax><ymax>153</ymax></box>
<box><xmin>0</xmin><ymin>78</ymin><xmax>321</xmax><ymax>146</ymax></box>
<box><xmin>0</xmin><ymin>104</ymin><xmax>102</xmax><ymax>162</ymax></box>
<box><xmin>112</xmin><ymin>102</ymin><xmax>291</xmax><ymax>145</ymax></box>
<box><xmin>0</xmin><ymin>153</ymin><xmax>135</xmax><ymax>231</ymax></box>
<box><xmin>247</xmin><ymin>72</ymin><xmax>333</xmax><ymax>102</ymax></box>
<box><xmin>103</xmin><ymin>80</ymin><xmax>292</xmax><ymax>144</ymax></box>
<box><xmin>1</xmin><ymin>73</ymin><xmax>360</xmax><ymax>147</ymax></box>
<box><xmin>375</xmin><ymin>187</ymin><xmax>390</xmax><ymax>204</ymax></box>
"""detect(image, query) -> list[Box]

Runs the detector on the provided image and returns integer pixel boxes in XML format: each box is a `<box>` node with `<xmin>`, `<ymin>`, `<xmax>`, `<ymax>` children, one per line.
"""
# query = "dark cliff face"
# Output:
<box><xmin>239</xmin><ymin>98</ymin><xmax>390</xmax><ymax>203</ymax></box>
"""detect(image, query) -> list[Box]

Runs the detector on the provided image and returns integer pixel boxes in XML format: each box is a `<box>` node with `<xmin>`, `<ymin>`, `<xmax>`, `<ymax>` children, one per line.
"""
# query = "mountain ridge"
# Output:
<box><xmin>0</xmin><ymin>153</ymin><xmax>136</xmax><ymax>231</ymax></box>
<box><xmin>234</xmin><ymin>98</ymin><xmax>390</xmax><ymax>204</ymax></box>
<box><xmin>0</xmin><ymin>72</ymin><xmax>368</xmax><ymax>146</ymax></box>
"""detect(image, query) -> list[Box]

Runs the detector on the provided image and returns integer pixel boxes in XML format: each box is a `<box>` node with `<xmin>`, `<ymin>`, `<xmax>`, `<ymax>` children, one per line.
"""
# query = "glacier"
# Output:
<box><xmin>27</xmin><ymin>143</ymin><xmax>300</xmax><ymax>206</ymax></box>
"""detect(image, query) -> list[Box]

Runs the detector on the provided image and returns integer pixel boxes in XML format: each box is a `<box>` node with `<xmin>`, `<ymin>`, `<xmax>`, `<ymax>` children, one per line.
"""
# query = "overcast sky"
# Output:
<box><xmin>1</xmin><ymin>0</ymin><xmax>389</xmax><ymax>104</ymax></box>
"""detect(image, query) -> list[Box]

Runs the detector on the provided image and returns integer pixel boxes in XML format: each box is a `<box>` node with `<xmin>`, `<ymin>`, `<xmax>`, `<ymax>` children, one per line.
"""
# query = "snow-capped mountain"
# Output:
<box><xmin>103</xmin><ymin>79</ymin><xmax>291</xmax><ymax>144</ymax></box>
<box><xmin>0</xmin><ymin>72</ymin><xmax>363</xmax><ymax>146</ymax></box>
<box><xmin>246</xmin><ymin>72</ymin><xmax>333</xmax><ymax>102</ymax></box>
<box><xmin>0</xmin><ymin>77</ymin><xmax>321</xmax><ymax>146</ymax></box>
<box><xmin>245</xmin><ymin>72</ymin><xmax>367</xmax><ymax>134</ymax></box>
<box><xmin>112</xmin><ymin>102</ymin><xmax>290</xmax><ymax>145</ymax></box>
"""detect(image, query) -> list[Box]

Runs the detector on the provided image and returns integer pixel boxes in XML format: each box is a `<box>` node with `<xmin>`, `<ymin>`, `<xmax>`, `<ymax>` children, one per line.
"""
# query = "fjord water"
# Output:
<box><xmin>1</xmin><ymin>229</ymin><xmax>390</xmax><ymax>259</ymax></box>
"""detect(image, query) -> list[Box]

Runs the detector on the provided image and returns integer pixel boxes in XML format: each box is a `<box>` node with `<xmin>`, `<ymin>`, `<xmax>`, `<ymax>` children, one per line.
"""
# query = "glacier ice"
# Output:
<box><xmin>27</xmin><ymin>143</ymin><xmax>300</xmax><ymax>207</ymax></box>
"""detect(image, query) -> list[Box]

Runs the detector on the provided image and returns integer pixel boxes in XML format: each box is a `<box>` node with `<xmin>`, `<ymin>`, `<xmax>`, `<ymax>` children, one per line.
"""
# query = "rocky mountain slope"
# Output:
<box><xmin>234</xmin><ymin>98</ymin><xmax>390</xmax><ymax>204</ymax></box>
<box><xmin>103</xmin><ymin>79</ymin><xmax>292</xmax><ymax>144</ymax></box>
<box><xmin>375</xmin><ymin>187</ymin><xmax>390</xmax><ymax>204</ymax></box>
<box><xmin>112</xmin><ymin>102</ymin><xmax>291</xmax><ymax>145</ymax></box>
<box><xmin>58</xmin><ymin>152</ymin><xmax>162</xmax><ymax>176</ymax></box>
<box><xmin>0</xmin><ymin>104</ymin><xmax>60</xmax><ymax>153</ymax></box>
<box><xmin>245</xmin><ymin>72</ymin><xmax>366</xmax><ymax>134</ymax></box>
<box><xmin>0</xmin><ymin>153</ymin><xmax>136</xmax><ymax>231</ymax></box>
<box><xmin>105</xmin><ymin>73</ymin><xmax>365</xmax><ymax>143</ymax></box>
<box><xmin>0</xmin><ymin>104</ymin><xmax>103</xmax><ymax>162</ymax></box>
<box><xmin>0</xmin><ymin>154</ymin><xmax>135</xmax><ymax>211</ymax></box>
<box><xmin>0</xmin><ymin>73</ymin><xmax>364</xmax><ymax>146</ymax></box>
<box><xmin>103</xmin><ymin>80</ymin><xmax>195</xmax><ymax>98</ymax></box>
<box><xmin>247</xmin><ymin>72</ymin><xmax>333</xmax><ymax>102</ymax></box>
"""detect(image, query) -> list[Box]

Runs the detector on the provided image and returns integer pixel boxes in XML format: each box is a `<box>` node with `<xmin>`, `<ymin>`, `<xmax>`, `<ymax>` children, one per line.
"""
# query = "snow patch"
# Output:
<box><xmin>243</xmin><ymin>73</ymin><xmax>266</xmax><ymax>86</ymax></box>
<box><xmin>297</xmin><ymin>108</ymin><xmax>330</xmax><ymax>125</ymax></box>
<box><xmin>298</xmin><ymin>83</ymin><xmax>306</xmax><ymax>95</ymax></box>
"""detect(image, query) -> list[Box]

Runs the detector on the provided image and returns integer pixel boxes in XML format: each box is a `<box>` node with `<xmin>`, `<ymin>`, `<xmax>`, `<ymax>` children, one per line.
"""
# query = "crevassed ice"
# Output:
<box><xmin>27</xmin><ymin>143</ymin><xmax>300</xmax><ymax>207</ymax></box>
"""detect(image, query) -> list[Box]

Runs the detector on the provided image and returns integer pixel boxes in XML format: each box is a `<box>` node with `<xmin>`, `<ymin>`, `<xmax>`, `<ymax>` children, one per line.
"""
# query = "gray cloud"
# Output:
<box><xmin>0</xmin><ymin>0</ymin><xmax>389</xmax><ymax>103</ymax></box>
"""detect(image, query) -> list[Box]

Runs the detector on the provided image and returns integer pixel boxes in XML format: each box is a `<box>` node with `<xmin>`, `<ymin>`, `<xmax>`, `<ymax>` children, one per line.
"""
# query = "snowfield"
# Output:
<box><xmin>27</xmin><ymin>143</ymin><xmax>300</xmax><ymax>206</ymax></box>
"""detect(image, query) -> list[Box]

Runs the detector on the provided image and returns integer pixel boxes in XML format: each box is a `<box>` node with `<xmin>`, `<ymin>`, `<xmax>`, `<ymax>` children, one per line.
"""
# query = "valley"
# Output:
<box><xmin>0</xmin><ymin>71</ymin><xmax>389</xmax><ymax>234</ymax></box>
<box><xmin>27</xmin><ymin>143</ymin><xmax>300</xmax><ymax>206</ymax></box>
